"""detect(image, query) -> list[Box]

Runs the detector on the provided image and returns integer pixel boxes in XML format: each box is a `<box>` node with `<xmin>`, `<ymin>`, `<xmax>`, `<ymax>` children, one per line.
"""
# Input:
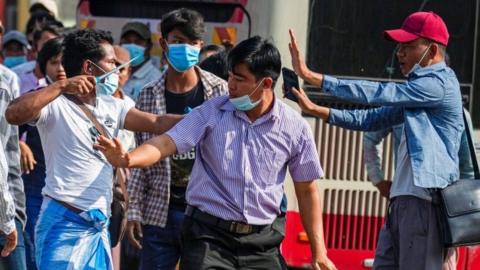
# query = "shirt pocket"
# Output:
<box><xmin>253</xmin><ymin>149</ymin><xmax>279</xmax><ymax>188</ymax></box>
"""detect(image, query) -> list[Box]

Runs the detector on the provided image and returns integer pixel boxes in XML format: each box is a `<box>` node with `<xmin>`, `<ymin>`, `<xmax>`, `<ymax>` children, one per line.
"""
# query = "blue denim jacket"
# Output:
<box><xmin>326</xmin><ymin>62</ymin><xmax>464</xmax><ymax>189</ymax></box>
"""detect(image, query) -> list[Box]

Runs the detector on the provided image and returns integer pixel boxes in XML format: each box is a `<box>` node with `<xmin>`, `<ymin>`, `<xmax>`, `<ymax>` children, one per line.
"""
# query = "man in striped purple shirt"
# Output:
<box><xmin>96</xmin><ymin>36</ymin><xmax>336</xmax><ymax>270</ymax></box>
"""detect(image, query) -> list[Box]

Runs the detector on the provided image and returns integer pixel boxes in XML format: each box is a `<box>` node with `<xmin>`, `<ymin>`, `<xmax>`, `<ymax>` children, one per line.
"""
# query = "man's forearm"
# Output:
<box><xmin>295</xmin><ymin>182</ymin><xmax>328</xmax><ymax>259</ymax></box>
<box><xmin>302</xmin><ymin>70</ymin><xmax>324</xmax><ymax>88</ymax></box>
<box><xmin>363</xmin><ymin>131</ymin><xmax>388</xmax><ymax>185</ymax></box>
<box><xmin>128</xmin><ymin>135</ymin><xmax>176</xmax><ymax>168</ymax></box>
<box><xmin>154</xmin><ymin>114</ymin><xmax>184</xmax><ymax>134</ymax></box>
<box><xmin>6</xmin><ymin>81</ymin><xmax>64</xmax><ymax>125</ymax></box>
<box><xmin>309</xmin><ymin>105</ymin><xmax>330</xmax><ymax>121</ymax></box>
<box><xmin>124</xmin><ymin>110</ymin><xmax>184</xmax><ymax>135</ymax></box>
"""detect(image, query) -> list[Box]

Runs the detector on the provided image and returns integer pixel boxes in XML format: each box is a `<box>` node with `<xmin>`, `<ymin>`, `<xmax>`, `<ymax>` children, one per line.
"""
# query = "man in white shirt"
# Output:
<box><xmin>6</xmin><ymin>28</ymin><xmax>182</xmax><ymax>270</ymax></box>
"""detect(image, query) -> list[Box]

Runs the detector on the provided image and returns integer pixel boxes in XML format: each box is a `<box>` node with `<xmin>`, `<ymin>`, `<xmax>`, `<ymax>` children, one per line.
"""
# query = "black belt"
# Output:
<box><xmin>185</xmin><ymin>205</ymin><xmax>267</xmax><ymax>235</ymax></box>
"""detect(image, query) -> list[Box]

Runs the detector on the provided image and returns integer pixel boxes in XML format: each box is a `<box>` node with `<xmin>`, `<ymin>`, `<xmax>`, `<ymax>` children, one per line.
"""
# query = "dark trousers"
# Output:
<box><xmin>373</xmin><ymin>196</ymin><xmax>445</xmax><ymax>270</ymax></box>
<box><xmin>139</xmin><ymin>207</ymin><xmax>184</xmax><ymax>270</ymax></box>
<box><xmin>180</xmin><ymin>215</ymin><xmax>287</xmax><ymax>270</ymax></box>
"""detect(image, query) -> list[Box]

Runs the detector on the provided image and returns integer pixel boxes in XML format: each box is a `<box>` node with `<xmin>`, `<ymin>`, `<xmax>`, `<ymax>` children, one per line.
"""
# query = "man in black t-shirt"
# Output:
<box><xmin>165</xmin><ymin>83</ymin><xmax>205</xmax><ymax>208</ymax></box>
<box><xmin>127</xmin><ymin>9</ymin><xmax>228</xmax><ymax>270</ymax></box>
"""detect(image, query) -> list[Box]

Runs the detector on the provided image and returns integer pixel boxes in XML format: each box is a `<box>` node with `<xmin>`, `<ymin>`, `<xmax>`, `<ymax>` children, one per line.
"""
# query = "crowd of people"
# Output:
<box><xmin>0</xmin><ymin>1</ymin><xmax>475</xmax><ymax>270</ymax></box>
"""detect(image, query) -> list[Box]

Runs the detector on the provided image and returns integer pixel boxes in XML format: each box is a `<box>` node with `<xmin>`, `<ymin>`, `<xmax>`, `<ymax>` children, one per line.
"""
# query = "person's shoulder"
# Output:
<box><xmin>145</xmin><ymin>61</ymin><xmax>163</xmax><ymax>77</ymax></box>
<box><xmin>275</xmin><ymin>98</ymin><xmax>311</xmax><ymax>130</ymax></box>
<box><xmin>137</xmin><ymin>72</ymin><xmax>166</xmax><ymax>100</ymax></box>
<box><xmin>0</xmin><ymin>64</ymin><xmax>18</xmax><ymax>82</ymax></box>
<box><xmin>411</xmin><ymin>62</ymin><xmax>452</xmax><ymax>81</ymax></box>
<box><xmin>204</xmin><ymin>95</ymin><xmax>229</xmax><ymax>107</ymax></box>
<box><xmin>122</xmin><ymin>95</ymin><xmax>136</xmax><ymax>108</ymax></box>
<box><xmin>197</xmin><ymin>95</ymin><xmax>229</xmax><ymax>113</ymax></box>
<box><xmin>197</xmin><ymin>67</ymin><xmax>228</xmax><ymax>94</ymax></box>
<box><xmin>11</xmin><ymin>60</ymin><xmax>35</xmax><ymax>74</ymax></box>
<box><xmin>276</xmin><ymin>99</ymin><xmax>303</xmax><ymax>120</ymax></box>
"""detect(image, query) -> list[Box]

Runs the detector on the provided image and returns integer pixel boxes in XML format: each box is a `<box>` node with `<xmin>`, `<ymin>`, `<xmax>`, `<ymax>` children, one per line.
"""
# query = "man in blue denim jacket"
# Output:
<box><xmin>288</xmin><ymin>11</ymin><xmax>463</xmax><ymax>270</ymax></box>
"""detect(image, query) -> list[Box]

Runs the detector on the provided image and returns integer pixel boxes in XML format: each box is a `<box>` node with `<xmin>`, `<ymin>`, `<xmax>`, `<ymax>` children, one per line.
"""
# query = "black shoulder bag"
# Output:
<box><xmin>439</xmin><ymin>111</ymin><xmax>480</xmax><ymax>247</ymax></box>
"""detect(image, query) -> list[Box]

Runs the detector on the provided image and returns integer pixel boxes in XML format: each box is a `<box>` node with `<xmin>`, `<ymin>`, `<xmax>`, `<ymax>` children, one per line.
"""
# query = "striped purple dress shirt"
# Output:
<box><xmin>166</xmin><ymin>96</ymin><xmax>323</xmax><ymax>225</ymax></box>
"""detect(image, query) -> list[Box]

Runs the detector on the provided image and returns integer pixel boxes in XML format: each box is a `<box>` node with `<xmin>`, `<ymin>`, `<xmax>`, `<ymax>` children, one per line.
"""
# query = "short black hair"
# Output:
<box><xmin>228</xmin><ymin>36</ymin><xmax>281</xmax><ymax>86</ymax></box>
<box><xmin>200</xmin><ymin>44</ymin><xmax>224</xmax><ymax>56</ymax></box>
<box><xmin>160</xmin><ymin>8</ymin><xmax>205</xmax><ymax>41</ymax></box>
<box><xmin>62</xmin><ymin>28</ymin><xmax>113</xmax><ymax>77</ymax></box>
<box><xmin>199</xmin><ymin>51</ymin><xmax>228</xmax><ymax>81</ymax></box>
<box><xmin>32</xmin><ymin>23</ymin><xmax>63</xmax><ymax>49</ymax></box>
<box><xmin>37</xmin><ymin>37</ymin><xmax>63</xmax><ymax>75</ymax></box>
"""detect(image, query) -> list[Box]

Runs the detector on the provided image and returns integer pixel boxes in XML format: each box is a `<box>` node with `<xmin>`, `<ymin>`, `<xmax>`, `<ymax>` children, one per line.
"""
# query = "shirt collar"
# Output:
<box><xmin>132</xmin><ymin>59</ymin><xmax>154</xmax><ymax>79</ymax></box>
<box><xmin>410</xmin><ymin>61</ymin><xmax>447</xmax><ymax>77</ymax></box>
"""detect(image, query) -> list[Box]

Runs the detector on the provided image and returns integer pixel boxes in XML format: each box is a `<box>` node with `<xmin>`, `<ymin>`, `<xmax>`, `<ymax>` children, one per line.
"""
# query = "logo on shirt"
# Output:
<box><xmin>104</xmin><ymin>119</ymin><xmax>114</xmax><ymax>128</ymax></box>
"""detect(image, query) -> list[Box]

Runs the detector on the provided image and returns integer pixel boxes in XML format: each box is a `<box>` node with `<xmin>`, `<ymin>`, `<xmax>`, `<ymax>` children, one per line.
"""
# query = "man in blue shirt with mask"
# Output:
<box><xmin>120</xmin><ymin>22</ymin><xmax>162</xmax><ymax>100</ymax></box>
<box><xmin>2</xmin><ymin>31</ymin><xmax>29</xmax><ymax>69</ymax></box>
<box><xmin>288</xmin><ymin>11</ymin><xmax>463</xmax><ymax>269</ymax></box>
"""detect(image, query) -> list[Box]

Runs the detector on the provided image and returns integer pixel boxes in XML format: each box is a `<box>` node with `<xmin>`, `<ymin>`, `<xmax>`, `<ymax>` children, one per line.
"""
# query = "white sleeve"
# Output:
<box><xmin>33</xmin><ymin>102</ymin><xmax>53</xmax><ymax>127</ymax></box>
<box><xmin>118</xmin><ymin>98</ymin><xmax>135</xmax><ymax>130</ymax></box>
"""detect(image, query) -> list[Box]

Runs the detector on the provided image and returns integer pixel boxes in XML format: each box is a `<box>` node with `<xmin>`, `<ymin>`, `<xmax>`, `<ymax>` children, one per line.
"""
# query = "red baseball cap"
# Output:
<box><xmin>384</xmin><ymin>11</ymin><xmax>449</xmax><ymax>46</ymax></box>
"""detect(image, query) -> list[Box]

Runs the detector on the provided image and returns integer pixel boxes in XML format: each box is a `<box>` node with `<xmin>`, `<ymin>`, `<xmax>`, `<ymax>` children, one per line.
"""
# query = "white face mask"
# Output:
<box><xmin>405</xmin><ymin>43</ymin><xmax>432</xmax><ymax>77</ymax></box>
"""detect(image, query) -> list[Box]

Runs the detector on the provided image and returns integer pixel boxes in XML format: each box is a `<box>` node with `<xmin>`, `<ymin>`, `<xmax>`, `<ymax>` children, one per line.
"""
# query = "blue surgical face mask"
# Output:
<box><xmin>89</xmin><ymin>61</ymin><xmax>119</xmax><ymax>96</ymax></box>
<box><xmin>229</xmin><ymin>78</ymin><xmax>265</xmax><ymax>111</ymax></box>
<box><xmin>166</xmin><ymin>44</ymin><xmax>200</xmax><ymax>72</ymax></box>
<box><xmin>96</xmin><ymin>73</ymin><xmax>119</xmax><ymax>96</ymax></box>
<box><xmin>405</xmin><ymin>43</ymin><xmax>432</xmax><ymax>77</ymax></box>
<box><xmin>121</xmin><ymin>43</ymin><xmax>145</xmax><ymax>67</ymax></box>
<box><xmin>4</xmin><ymin>55</ymin><xmax>27</xmax><ymax>68</ymax></box>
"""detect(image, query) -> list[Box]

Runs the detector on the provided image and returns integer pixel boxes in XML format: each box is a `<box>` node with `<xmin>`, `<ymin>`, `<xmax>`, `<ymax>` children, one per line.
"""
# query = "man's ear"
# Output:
<box><xmin>429</xmin><ymin>43</ymin><xmax>438</xmax><ymax>58</ymax></box>
<box><xmin>82</xmin><ymin>60</ymin><xmax>93</xmax><ymax>75</ymax></box>
<box><xmin>263</xmin><ymin>77</ymin><xmax>274</xmax><ymax>90</ymax></box>
<box><xmin>159</xmin><ymin>38</ymin><xmax>168</xmax><ymax>52</ymax></box>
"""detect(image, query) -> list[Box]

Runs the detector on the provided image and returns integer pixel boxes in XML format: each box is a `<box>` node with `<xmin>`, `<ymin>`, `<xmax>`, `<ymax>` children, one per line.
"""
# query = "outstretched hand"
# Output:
<box><xmin>94</xmin><ymin>136</ymin><xmax>130</xmax><ymax>168</ymax></box>
<box><xmin>291</xmin><ymin>87</ymin><xmax>317</xmax><ymax>115</ymax></box>
<box><xmin>288</xmin><ymin>29</ymin><xmax>310</xmax><ymax>80</ymax></box>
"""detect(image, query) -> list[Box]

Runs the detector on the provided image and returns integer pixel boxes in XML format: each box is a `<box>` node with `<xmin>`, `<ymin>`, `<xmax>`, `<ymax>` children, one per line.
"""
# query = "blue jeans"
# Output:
<box><xmin>0</xmin><ymin>218</ymin><xmax>27</xmax><ymax>270</ymax></box>
<box><xmin>24</xmin><ymin>193</ymin><xmax>42</xmax><ymax>270</ymax></box>
<box><xmin>140</xmin><ymin>207</ymin><xmax>184</xmax><ymax>270</ymax></box>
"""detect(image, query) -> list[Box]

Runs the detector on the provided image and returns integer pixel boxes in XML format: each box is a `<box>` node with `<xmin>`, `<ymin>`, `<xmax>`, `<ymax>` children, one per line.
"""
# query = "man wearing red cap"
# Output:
<box><xmin>288</xmin><ymin>11</ymin><xmax>463</xmax><ymax>269</ymax></box>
